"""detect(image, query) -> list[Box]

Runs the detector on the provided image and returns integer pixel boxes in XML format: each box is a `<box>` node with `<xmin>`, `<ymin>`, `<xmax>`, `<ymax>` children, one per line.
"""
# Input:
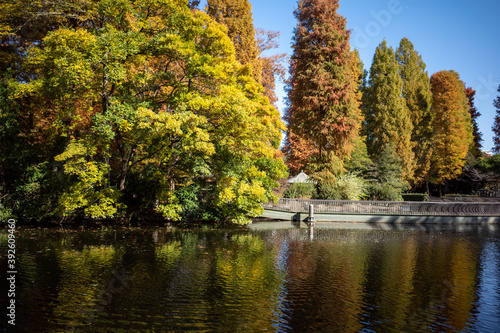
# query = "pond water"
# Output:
<box><xmin>1</xmin><ymin>223</ymin><xmax>499</xmax><ymax>332</ymax></box>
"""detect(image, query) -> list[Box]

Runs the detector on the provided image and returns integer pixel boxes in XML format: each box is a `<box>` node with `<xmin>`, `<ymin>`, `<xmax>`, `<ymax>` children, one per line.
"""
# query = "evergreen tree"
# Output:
<box><xmin>492</xmin><ymin>84</ymin><xmax>500</xmax><ymax>153</ymax></box>
<box><xmin>362</xmin><ymin>40</ymin><xmax>414</xmax><ymax>182</ymax></box>
<box><xmin>283</xmin><ymin>0</ymin><xmax>362</xmax><ymax>182</ymax></box>
<box><xmin>464</xmin><ymin>86</ymin><xmax>483</xmax><ymax>158</ymax></box>
<box><xmin>368</xmin><ymin>143</ymin><xmax>408</xmax><ymax>201</ymax></box>
<box><xmin>395</xmin><ymin>38</ymin><xmax>433</xmax><ymax>187</ymax></box>
<box><xmin>430</xmin><ymin>70</ymin><xmax>473</xmax><ymax>193</ymax></box>
<box><xmin>206</xmin><ymin>0</ymin><xmax>262</xmax><ymax>81</ymax></box>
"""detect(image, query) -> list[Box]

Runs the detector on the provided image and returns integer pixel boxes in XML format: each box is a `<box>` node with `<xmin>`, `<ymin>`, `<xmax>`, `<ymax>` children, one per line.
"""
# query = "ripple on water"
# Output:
<box><xmin>3</xmin><ymin>226</ymin><xmax>500</xmax><ymax>332</ymax></box>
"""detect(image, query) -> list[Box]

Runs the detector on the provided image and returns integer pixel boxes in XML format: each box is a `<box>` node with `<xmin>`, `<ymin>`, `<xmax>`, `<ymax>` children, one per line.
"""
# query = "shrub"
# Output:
<box><xmin>283</xmin><ymin>182</ymin><xmax>316</xmax><ymax>199</ymax></box>
<box><xmin>336</xmin><ymin>173</ymin><xmax>367</xmax><ymax>200</ymax></box>
<box><xmin>368</xmin><ymin>183</ymin><xmax>403</xmax><ymax>201</ymax></box>
<box><xmin>314</xmin><ymin>183</ymin><xmax>338</xmax><ymax>200</ymax></box>
<box><xmin>314</xmin><ymin>173</ymin><xmax>367</xmax><ymax>200</ymax></box>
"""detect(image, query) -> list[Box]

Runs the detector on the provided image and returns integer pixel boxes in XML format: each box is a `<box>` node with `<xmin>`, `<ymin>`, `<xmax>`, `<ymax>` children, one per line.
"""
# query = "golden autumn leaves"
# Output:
<box><xmin>5</xmin><ymin>0</ymin><xmax>286</xmax><ymax>223</ymax></box>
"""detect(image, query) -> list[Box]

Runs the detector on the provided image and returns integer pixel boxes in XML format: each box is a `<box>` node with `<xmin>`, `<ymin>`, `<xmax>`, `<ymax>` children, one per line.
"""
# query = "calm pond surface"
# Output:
<box><xmin>1</xmin><ymin>222</ymin><xmax>500</xmax><ymax>332</ymax></box>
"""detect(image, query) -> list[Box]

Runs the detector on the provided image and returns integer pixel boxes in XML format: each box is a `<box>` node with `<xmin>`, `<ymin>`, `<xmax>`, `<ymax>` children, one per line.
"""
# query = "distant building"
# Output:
<box><xmin>288</xmin><ymin>171</ymin><xmax>312</xmax><ymax>184</ymax></box>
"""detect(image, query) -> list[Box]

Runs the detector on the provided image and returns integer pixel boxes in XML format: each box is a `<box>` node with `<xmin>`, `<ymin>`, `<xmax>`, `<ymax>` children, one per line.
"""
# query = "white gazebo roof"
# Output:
<box><xmin>288</xmin><ymin>171</ymin><xmax>311</xmax><ymax>184</ymax></box>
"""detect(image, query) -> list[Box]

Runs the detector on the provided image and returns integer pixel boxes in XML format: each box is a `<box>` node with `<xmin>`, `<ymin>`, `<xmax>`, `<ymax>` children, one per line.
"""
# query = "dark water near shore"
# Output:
<box><xmin>1</xmin><ymin>223</ymin><xmax>499</xmax><ymax>332</ymax></box>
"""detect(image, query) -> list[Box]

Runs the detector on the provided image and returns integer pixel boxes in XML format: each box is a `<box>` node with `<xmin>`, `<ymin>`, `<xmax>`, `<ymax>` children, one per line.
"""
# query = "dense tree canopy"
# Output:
<box><xmin>283</xmin><ymin>0</ymin><xmax>362</xmax><ymax>183</ymax></box>
<box><xmin>0</xmin><ymin>0</ymin><xmax>286</xmax><ymax>224</ymax></box>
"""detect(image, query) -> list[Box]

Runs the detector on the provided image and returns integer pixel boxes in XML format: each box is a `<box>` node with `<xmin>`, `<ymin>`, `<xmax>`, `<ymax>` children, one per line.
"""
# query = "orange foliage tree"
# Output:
<box><xmin>283</xmin><ymin>0</ymin><xmax>362</xmax><ymax>182</ymax></box>
<box><xmin>430</xmin><ymin>70</ymin><xmax>473</xmax><ymax>192</ymax></box>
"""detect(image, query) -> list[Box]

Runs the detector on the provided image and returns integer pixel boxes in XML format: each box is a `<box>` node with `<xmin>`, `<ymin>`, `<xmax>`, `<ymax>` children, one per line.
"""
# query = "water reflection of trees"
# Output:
<box><xmin>52</xmin><ymin>245</ymin><xmax>120</xmax><ymax>330</ymax></box>
<box><xmin>149</xmin><ymin>233</ymin><xmax>286</xmax><ymax>331</ymax></box>
<box><xmin>3</xmin><ymin>227</ymin><xmax>498</xmax><ymax>332</ymax></box>
<box><xmin>270</xmin><ymin>230</ymin><xmax>482</xmax><ymax>332</ymax></box>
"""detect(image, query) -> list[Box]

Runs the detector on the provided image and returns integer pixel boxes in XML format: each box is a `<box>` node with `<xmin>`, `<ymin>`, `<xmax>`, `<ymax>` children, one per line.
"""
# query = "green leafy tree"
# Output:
<box><xmin>362</xmin><ymin>40</ymin><xmax>414</xmax><ymax>183</ymax></box>
<box><xmin>429</xmin><ymin>70</ymin><xmax>473</xmax><ymax>194</ymax></box>
<box><xmin>283</xmin><ymin>0</ymin><xmax>362</xmax><ymax>183</ymax></box>
<box><xmin>395</xmin><ymin>38</ymin><xmax>433</xmax><ymax>188</ymax></box>
<box><xmin>7</xmin><ymin>0</ymin><xmax>286</xmax><ymax>224</ymax></box>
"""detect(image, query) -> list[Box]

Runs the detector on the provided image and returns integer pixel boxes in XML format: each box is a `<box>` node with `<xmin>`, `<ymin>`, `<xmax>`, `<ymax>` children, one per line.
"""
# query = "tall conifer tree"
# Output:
<box><xmin>395</xmin><ymin>38</ymin><xmax>433</xmax><ymax>187</ymax></box>
<box><xmin>206</xmin><ymin>0</ymin><xmax>262</xmax><ymax>81</ymax></box>
<box><xmin>464</xmin><ymin>86</ymin><xmax>483</xmax><ymax>158</ymax></box>
<box><xmin>283</xmin><ymin>0</ymin><xmax>362</xmax><ymax>182</ymax></box>
<box><xmin>362</xmin><ymin>40</ymin><xmax>414</xmax><ymax>182</ymax></box>
<box><xmin>430</xmin><ymin>70</ymin><xmax>473</xmax><ymax>191</ymax></box>
<box><xmin>492</xmin><ymin>84</ymin><xmax>500</xmax><ymax>153</ymax></box>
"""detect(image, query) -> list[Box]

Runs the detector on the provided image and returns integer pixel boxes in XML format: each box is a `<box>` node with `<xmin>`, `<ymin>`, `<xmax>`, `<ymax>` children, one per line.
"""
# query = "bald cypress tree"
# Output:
<box><xmin>283</xmin><ymin>0</ymin><xmax>362</xmax><ymax>182</ymax></box>
<box><xmin>430</xmin><ymin>70</ymin><xmax>473</xmax><ymax>192</ymax></box>
<box><xmin>362</xmin><ymin>40</ymin><xmax>415</xmax><ymax>182</ymax></box>
<box><xmin>395</xmin><ymin>38</ymin><xmax>433</xmax><ymax>187</ymax></box>
<box><xmin>206</xmin><ymin>0</ymin><xmax>262</xmax><ymax>81</ymax></box>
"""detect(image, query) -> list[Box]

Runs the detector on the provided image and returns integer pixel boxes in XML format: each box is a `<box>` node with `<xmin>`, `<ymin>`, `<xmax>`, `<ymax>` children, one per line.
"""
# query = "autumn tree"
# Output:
<box><xmin>283</xmin><ymin>0</ymin><xmax>362</xmax><ymax>182</ymax></box>
<box><xmin>492</xmin><ymin>84</ymin><xmax>500</xmax><ymax>153</ymax></box>
<box><xmin>0</xmin><ymin>0</ymin><xmax>103</xmax><ymax>220</ymax></box>
<box><xmin>0</xmin><ymin>0</ymin><xmax>99</xmax><ymax>76</ymax></box>
<box><xmin>362</xmin><ymin>40</ymin><xmax>414</xmax><ymax>182</ymax></box>
<box><xmin>429</xmin><ymin>70</ymin><xmax>473</xmax><ymax>193</ymax></box>
<box><xmin>206</xmin><ymin>0</ymin><xmax>262</xmax><ymax>82</ymax></box>
<box><xmin>464</xmin><ymin>86</ymin><xmax>483</xmax><ymax>158</ymax></box>
<box><xmin>4</xmin><ymin>0</ymin><xmax>286</xmax><ymax>224</ymax></box>
<box><xmin>395</xmin><ymin>37</ymin><xmax>433</xmax><ymax>188</ymax></box>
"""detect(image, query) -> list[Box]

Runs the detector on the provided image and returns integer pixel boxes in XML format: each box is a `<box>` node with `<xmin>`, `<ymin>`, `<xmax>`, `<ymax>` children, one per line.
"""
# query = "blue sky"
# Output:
<box><xmin>201</xmin><ymin>0</ymin><xmax>500</xmax><ymax>151</ymax></box>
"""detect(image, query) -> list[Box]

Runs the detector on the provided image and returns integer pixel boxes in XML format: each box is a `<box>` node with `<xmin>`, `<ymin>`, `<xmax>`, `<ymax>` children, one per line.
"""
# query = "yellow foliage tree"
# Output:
<box><xmin>12</xmin><ymin>0</ymin><xmax>286</xmax><ymax>223</ymax></box>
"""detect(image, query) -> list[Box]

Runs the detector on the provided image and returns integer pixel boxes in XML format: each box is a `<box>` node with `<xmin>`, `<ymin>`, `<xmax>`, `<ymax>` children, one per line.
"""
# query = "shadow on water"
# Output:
<box><xmin>363</xmin><ymin>216</ymin><xmax>500</xmax><ymax>233</ymax></box>
<box><xmin>250</xmin><ymin>219</ymin><xmax>500</xmax><ymax>234</ymax></box>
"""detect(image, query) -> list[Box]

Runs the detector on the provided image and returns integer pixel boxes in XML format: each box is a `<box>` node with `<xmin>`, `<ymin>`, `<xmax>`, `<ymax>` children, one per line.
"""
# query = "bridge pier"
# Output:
<box><xmin>306</xmin><ymin>204</ymin><xmax>315</xmax><ymax>226</ymax></box>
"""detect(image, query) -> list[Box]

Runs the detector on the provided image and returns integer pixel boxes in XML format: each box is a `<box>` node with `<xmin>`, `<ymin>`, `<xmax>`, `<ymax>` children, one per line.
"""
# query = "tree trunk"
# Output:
<box><xmin>115</xmin><ymin>129</ymin><xmax>136</xmax><ymax>191</ymax></box>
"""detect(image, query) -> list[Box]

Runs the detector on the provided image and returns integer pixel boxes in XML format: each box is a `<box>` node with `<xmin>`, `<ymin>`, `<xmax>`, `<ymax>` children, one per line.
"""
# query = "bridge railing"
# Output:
<box><xmin>263</xmin><ymin>198</ymin><xmax>500</xmax><ymax>216</ymax></box>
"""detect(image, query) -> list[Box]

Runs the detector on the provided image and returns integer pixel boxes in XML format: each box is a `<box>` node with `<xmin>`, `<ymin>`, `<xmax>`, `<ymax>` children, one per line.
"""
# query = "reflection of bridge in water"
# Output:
<box><xmin>261</xmin><ymin>198</ymin><xmax>500</xmax><ymax>224</ymax></box>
